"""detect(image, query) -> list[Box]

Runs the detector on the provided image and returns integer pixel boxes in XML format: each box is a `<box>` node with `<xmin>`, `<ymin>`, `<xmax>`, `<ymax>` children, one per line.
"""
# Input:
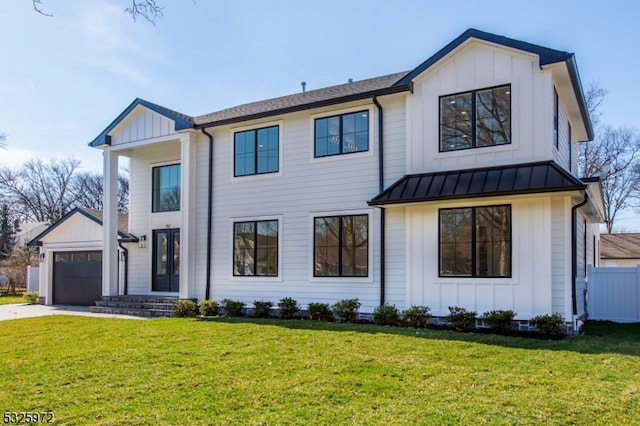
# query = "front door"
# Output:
<box><xmin>152</xmin><ymin>228</ymin><xmax>180</xmax><ymax>292</ymax></box>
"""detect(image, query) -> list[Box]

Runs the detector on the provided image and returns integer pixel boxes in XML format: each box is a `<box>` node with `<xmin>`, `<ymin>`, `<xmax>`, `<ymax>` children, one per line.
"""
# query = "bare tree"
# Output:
<box><xmin>32</xmin><ymin>0</ymin><xmax>167</xmax><ymax>24</ymax></box>
<box><xmin>73</xmin><ymin>172</ymin><xmax>129</xmax><ymax>213</ymax></box>
<box><xmin>579</xmin><ymin>83</ymin><xmax>640</xmax><ymax>233</ymax></box>
<box><xmin>0</xmin><ymin>132</ymin><xmax>6</xmax><ymax>150</ymax></box>
<box><xmin>0</xmin><ymin>157</ymin><xmax>82</xmax><ymax>223</ymax></box>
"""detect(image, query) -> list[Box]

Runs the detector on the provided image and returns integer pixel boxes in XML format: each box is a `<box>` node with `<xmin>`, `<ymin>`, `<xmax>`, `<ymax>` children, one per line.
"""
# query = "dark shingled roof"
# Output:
<box><xmin>369</xmin><ymin>161</ymin><xmax>586</xmax><ymax>206</ymax></box>
<box><xmin>600</xmin><ymin>233</ymin><xmax>640</xmax><ymax>260</ymax></box>
<box><xmin>193</xmin><ymin>71</ymin><xmax>410</xmax><ymax>127</ymax></box>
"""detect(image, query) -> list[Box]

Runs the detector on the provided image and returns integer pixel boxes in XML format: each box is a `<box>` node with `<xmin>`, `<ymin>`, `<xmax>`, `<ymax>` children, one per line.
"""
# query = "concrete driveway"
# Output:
<box><xmin>0</xmin><ymin>303</ymin><xmax>146</xmax><ymax>321</ymax></box>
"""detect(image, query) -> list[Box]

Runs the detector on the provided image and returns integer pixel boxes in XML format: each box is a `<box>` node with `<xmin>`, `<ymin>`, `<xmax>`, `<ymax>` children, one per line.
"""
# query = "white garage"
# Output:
<box><xmin>28</xmin><ymin>208</ymin><xmax>135</xmax><ymax>305</ymax></box>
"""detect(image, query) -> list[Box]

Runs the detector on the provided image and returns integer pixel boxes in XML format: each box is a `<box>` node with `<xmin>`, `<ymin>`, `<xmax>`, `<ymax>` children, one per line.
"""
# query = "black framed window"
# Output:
<box><xmin>440</xmin><ymin>85</ymin><xmax>511</xmax><ymax>152</ymax></box>
<box><xmin>439</xmin><ymin>205</ymin><xmax>511</xmax><ymax>277</ymax></box>
<box><xmin>234</xmin><ymin>125</ymin><xmax>279</xmax><ymax>176</ymax></box>
<box><xmin>314</xmin><ymin>214</ymin><xmax>368</xmax><ymax>277</ymax></box>
<box><xmin>152</xmin><ymin>164</ymin><xmax>180</xmax><ymax>212</ymax></box>
<box><xmin>314</xmin><ymin>111</ymin><xmax>369</xmax><ymax>157</ymax></box>
<box><xmin>233</xmin><ymin>220</ymin><xmax>278</xmax><ymax>276</ymax></box>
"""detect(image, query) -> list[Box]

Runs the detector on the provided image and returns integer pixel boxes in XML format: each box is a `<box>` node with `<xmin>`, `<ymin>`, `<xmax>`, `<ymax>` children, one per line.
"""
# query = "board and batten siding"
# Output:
<box><xmin>110</xmin><ymin>107</ymin><xmax>177</xmax><ymax>146</ymax></box>
<box><xmin>404</xmin><ymin>196</ymin><xmax>557</xmax><ymax>319</ymax></box>
<box><xmin>406</xmin><ymin>40</ymin><xmax>555</xmax><ymax>175</ymax></box>
<box><xmin>550</xmin><ymin>197</ymin><xmax>571</xmax><ymax>316</ymax></box>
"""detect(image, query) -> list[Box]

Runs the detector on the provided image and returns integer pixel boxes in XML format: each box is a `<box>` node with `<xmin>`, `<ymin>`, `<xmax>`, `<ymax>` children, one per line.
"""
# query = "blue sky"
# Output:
<box><xmin>1</xmin><ymin>0</ymin><xmax>639</xmax><ymax>229</ymax></box>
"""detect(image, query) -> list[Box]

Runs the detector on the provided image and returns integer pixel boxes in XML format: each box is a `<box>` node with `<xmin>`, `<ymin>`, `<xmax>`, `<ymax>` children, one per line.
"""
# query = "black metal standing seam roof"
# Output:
<box><xmin>368</xmin><ymin>161</ymin><xmax>586</xmax><ymax>206</ymax></box>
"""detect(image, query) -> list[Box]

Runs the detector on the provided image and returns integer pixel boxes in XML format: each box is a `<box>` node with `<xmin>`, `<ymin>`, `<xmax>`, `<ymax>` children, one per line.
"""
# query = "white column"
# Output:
<box><xmin>102</xmin><ymin>149</ymin><xmax>119</xmax><ymax>296</ymax></box>
<box><xmin>179</xmin><ymin>132</ymin><xmax>197</xmax><ymax>300</ymax></box>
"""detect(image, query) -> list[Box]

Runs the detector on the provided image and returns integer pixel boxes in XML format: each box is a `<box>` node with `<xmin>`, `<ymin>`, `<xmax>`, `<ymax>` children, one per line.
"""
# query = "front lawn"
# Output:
<box><xmin>0</xmin><ymin>295</ymin><xmax>24</xmax><ymax>305</ymax></box>
<box><xmin>1</xmin><ymin>317</ymin><xmax>638</xmax><ymax>425</ymax></box>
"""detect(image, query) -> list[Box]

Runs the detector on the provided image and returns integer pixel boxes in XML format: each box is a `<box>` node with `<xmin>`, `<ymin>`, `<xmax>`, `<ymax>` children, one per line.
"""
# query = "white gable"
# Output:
<box><xmin>110</xmin><ymin>105</ymin><xmax>178</xmax><ymax>146</ymax></box>
<box><xmin>39</xmin><ymin>213</ymin><xmax>103</xmax><ymax>246</ymax></box>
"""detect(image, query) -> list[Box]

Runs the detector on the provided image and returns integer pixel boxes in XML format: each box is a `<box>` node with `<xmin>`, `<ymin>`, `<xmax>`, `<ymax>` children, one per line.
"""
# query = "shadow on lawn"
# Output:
<box><xmin>196</xmin><ymin>316</ymin><xmax>640</xmax><ymax>357</ymax></box>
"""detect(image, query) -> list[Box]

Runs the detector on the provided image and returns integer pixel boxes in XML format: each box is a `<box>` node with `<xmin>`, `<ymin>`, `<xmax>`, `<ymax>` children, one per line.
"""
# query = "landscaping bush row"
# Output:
<box><xmin>173</xmin><ymin>298</ymin><xmax>566</xmax><ymax>337</ymax></box>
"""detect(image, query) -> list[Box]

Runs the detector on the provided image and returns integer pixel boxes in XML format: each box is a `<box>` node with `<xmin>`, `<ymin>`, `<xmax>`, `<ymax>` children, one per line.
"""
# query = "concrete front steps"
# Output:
<box><xmin>89</xmin><ymin>295</ymin><xmax>179</xmax><ymax>318</ymax></box>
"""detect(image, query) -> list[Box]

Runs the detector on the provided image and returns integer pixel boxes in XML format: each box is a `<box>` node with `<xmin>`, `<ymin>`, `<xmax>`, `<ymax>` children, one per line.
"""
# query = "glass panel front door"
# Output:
<box><xmin>152</xmin><ymin>228</ymin><xmax>180</xmax><ymax>292</ymax></box>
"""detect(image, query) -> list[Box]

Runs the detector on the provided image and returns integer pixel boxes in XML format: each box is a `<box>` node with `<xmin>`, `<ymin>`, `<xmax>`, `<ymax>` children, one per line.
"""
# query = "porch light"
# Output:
<box><xmin>138</xmin><ymin>235</ymin><xmax>147</xmax><ymax>249</ymax></box>
<box><xmin>39</xmin><ymin>252</ymin><xmax>45</xmax><ymax>263</ymax></box>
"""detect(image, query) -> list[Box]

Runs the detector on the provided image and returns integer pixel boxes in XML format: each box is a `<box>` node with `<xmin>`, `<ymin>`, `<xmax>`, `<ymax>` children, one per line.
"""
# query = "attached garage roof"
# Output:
<box><xmin>600</xmin><ymin>233</ymin><xmax>640</xmax><ymax>260</ymax></box>
<box><xmin>28</xmin><ymin>208</ymin><xmax>134</xmax><ymax>246</ymax></box>
<box><xmin>369</xmin><ymin>161</ymin><xmax>586</xmax><ymax>206</ymax></box>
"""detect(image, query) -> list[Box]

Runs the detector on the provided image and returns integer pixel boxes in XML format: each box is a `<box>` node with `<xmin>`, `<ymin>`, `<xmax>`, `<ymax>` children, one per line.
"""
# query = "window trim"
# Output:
<box><xmin>151</xmin><ymin>162</ymin><xmax>181</xmax><ymax>213</ymax></box>
<box><xmin>310</xmin><ymin>106</ymin><xmax>374</xmax><ymax>162</ymax></box>
<box><xmin>231</xmin><ymin>121</ymin><xmax>283</xmax><ymax>179</ymax></box>
<box><xmin>229</xmin><ymin>215</ymin><xmax>282</xmax><ymax>281</ymax></box>
<box><xmin>311</xmin><ymin>210</ymin><xmax>372</xmax><ymax>280</ymax></box>
<box><xmin>554</xmin><ymin>87</ymin><xmax>559</xmax><ymax>149</ymax></box>
<box><xmin>438</xmin><ymin>84</ymin><xmax>512</xmax><ymax>153</ymax></box>
<box><xmin>438</xmin><ymin>204</ymin><xmax>512</xmax><ymax>278</ymax></box>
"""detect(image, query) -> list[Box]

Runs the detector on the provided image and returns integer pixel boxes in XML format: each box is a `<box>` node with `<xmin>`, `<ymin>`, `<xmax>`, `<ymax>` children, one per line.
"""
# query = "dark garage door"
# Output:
<box><xmin>53</xmin><ymin>251</ymin><xmax>102</xmax><ymax>305</ymax></box>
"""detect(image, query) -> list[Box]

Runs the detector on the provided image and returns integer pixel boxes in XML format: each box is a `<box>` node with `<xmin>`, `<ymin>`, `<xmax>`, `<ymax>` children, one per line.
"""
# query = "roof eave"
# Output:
<box><xmin>369</xmin><ymin>185</ymin><xmax>586</xmax><ymax>207</ymax></box>
<box><xmin>89</xmin><ymin>98</ymin><xmax>194</xmax><ymax>148</ymax></box>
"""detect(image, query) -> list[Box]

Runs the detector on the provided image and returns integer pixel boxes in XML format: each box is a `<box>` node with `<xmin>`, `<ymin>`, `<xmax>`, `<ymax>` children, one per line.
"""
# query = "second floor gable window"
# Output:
<box><xmin>152</xmin><ymin>164</ymin><xmax>180</xmax><ymax>212</ymax></box>
<box><xmin>314</xmin><ymin>111</ymin><xmax>369</xmax><ymax>157</ymax></box>
<box><xmin>234</xmin><ymin>125</ymin><xmax>279</xmax><ymax>177</ymax></box>
<box><xmin>440</xmin><ymin>85</ymin><xmax>511</xmax><ymax>152</ymax></box>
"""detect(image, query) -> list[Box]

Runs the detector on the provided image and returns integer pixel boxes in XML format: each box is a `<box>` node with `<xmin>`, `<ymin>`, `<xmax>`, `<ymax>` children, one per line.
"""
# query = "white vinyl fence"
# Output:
<box><xmin>27</xmin><ymin>266</ymin><xmax>40</xmax><ymax>292</ymax></box>
<box><xmin>588</xmin><ymin>265</ymin><xmax>640</xmax><ymax>323</ymax></box>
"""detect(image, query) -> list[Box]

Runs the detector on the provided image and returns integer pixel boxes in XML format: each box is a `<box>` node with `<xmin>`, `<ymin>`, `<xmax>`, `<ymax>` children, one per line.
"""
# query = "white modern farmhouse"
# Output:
<box><xmin>83</xmin><ymin>29</ymin><xmax>605</xmax><ymax>329</ymax></box>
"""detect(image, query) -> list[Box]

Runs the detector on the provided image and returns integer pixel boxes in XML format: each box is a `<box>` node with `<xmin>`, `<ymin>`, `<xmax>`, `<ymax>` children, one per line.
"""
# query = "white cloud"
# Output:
<box><xmin>0</xmin><ymin>147</ymin><xmax>37</xmax><ymax>168</ymax></box>
<box><xmin>66</xmin><ymin>1</ymin><xmax>165</xmax><ymax>86</ymax></box>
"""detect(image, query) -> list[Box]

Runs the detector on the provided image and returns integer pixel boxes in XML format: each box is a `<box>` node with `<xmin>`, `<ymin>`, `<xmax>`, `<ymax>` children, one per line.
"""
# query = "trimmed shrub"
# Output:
<box><xmin>253</xmin><ymin>300</ymin><xmax>273</xmax><ymax>318</ymax></box>
<box><xmin>307</xmin><ymin>302</ymin><xmax>333</xmax><ymax>321</ymax></box>
<box><xmin>482</xmin><ymin>309</ymin><xmax>516</xmax><ymax>334</ymax></box>
<box><xmin>402</xmin><ymin>305</ymin><xmax>432</xmax><ymax>328</ymax></box>
<box><xmin>373</xmin><ymin>304</ymin><xmax>400</xmax><ymax>326</ymax></box>
<box><xmin>220</xmin><ymin>299</ymin><xmax>246</xmax><ymax>317</ymax></box>
<box><xmin>173</xmin><ymin>299</ymin><xmax>197</xmax><ymax>317</ymax></box>
<box><xmin>446</xmin><ymin>306</ymin><xmax>477</xmax><ymax>331</ymax></box>
<box><xmin>332</xmin><ymin>298</ymin><xmax>361</xmax><ymax>323</ymax></box>
<box><xmin>277</xmin><ymin>297</ymin><xmax>300</xmax><ymax>319</ymax></box>
<box><xmin>198</xmin><ymin>299</ymin><xmax>219</xmax><ymax>317</ymax></box>
<box><xmin>531</xmin><ymin>313</ymin><xmax>565</xmax><ymax>336</ymax></box>
<box><xmin>23</xmin><ymin>291</ymin><xmax>39</xmax><ymax>305</ymax></box>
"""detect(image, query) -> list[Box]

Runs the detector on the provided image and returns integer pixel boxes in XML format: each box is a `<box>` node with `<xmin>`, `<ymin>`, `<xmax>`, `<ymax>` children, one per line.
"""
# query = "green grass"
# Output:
<box><xmin>0</xmin><ymin>295</ymin><xmax>24</xmax><ymax>305</ymax></box>
<box><xmin>1</xmin><ymin>317</ymin><xmax>639</xmax><ymax>425</ymax></box>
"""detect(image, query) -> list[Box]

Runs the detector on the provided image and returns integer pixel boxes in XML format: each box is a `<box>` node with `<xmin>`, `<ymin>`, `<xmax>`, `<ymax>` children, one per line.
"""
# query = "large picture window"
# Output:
<box><xmin>233</xmin><ymin>220</ymin><xmax>278</xmax><ymax>276</ymax></box>
<box><xmin>152</xmin><ymin>164</ymin><xmax>180</xmax><ymax>212</ymax></box>
<box><xmin>440</xmin><ymin>85</ymin><xmax>511</xmax><ymax>152</ymax></box>
<box><xmin>439</xmin><ymin>205</ymin><xmax>511</xmax><ymax>277</ymax></box>
<box><xmin>314</xmin><ymin>214</ymin><xmax>368</xmax><ymax>277</ymax></box>
<box><xmin>314</xmin><ymin>111</ymin><xmax>369</xmax><ymax>157</ymax></box>
<box><xmin>234</xmin><ymin>125</ymin><xmax>279</xmax><ymax>176</ymax></box>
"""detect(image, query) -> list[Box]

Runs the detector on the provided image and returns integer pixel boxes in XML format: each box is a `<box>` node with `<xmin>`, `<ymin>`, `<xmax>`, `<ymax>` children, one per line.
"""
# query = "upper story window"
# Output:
<box><xmin>439</xmin><ymin>85</ymin><xmax>511</xmax><ymax>152</ymax></box>
<box><xmin>152</xmin><ymin>164</ymin><xmax>180</xmax><ymax>212</ymax></box>
<box><xmin>234</xmin><ymin>125</ymin><xmax>279</xmax><ymax>177</ymax></box>
<box><xmin>314</xmin><ymin>110</ymin><xmax>369</xmax><ymax>157</ymax></box>
<box><xmin>439</xmin><ymin>205</ymin><xmax>511</xmax><ymax>278</ymax></box>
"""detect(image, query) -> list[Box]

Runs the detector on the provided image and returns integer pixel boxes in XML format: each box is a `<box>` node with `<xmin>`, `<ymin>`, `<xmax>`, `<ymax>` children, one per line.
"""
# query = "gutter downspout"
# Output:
<box><xmin>201</xmin><ymin>128</ymin><xmax>214</xmax><ymax>300</ymax></box>
<box><xmin>571</xmin><ymin>192</ymin><xmax>589</xmax><ymax>322</ymax></box>
<box><xmin>118</xmin><ymin>242</ymin><xmax>128</xmax><ymax>296</ymax></box>
<box><xmin>372</xmin><ymin>96</ymin><xmax>385</xmax><ymax>306</ymax></box>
